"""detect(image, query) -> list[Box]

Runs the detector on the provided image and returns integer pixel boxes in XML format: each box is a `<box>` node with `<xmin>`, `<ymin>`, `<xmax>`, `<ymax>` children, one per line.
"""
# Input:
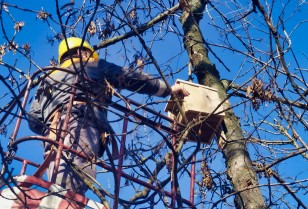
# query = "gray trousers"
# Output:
<box><xmin>45</xmin><ymin>106</ymin><xmax>103</xmax><ymax>195</ymax></box>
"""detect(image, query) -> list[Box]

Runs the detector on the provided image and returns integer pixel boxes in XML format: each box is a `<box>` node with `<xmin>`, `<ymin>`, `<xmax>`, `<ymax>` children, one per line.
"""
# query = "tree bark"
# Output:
<box><xmin>179</xmin><ymin>0</ymin><xmax>266</xmax><ymax>208</ymax></box>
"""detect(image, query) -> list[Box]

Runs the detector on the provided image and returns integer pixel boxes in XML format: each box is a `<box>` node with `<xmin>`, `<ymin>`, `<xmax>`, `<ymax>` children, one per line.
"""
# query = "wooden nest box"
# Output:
<box><xmin>165</xmin><ymin>80</ymin><xmax>225</xmax><ymax>144</ymax></box>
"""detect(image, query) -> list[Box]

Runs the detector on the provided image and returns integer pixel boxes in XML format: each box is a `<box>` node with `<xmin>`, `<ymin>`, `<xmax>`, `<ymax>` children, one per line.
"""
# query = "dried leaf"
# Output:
<box><xmin>166</xmin><ymin>153</ymin><xmax>173</xmax><ymax>173</ymax></box>
<box><xmin>246</xmin><ymin>85</ymin><xmax>252</xmax><ymax>96</ymax></box>
<box><xmin>201</xmin><ymin>162</ymin><xmax>213</xmax><ymax>189</ymax></box>
<box><xmin>14</xmin><ymin>21</ymin><xmax>25</xmax><ymax>32</ymax></box>
<box><xmin>8</xmin><ymin>41</ymin><xmax>18</xmax><ymax>53</ymax></box>
<box><xmin>0</xmin><ymin>124</ymin><xmax>7</xmax><ymax>135</ymax></box>
<box><xmin>129</xmin><ymin>8</ymin><xmax>138</xmax><ymax>25</ymax></box>
<box><xmin>22</xmin><ymin>43</ymin><xmax>31</xmax><ymax>54</ymax></box>
<box><xmin>87</xmin><ymin>21</ymin><xmax>96</xmax><ymax>36</ymax></box>
<box><xmin>37</xmin><ymin>10</ymin><xmax>49</xmax><ymax>21</ymax></box>
<box><xmin>136</xmin><ymin>58</ymin><xmax>144</xmax><ymax>73</ymax></box>
<box><xmin>129</xmin><ymin>9</ymin><xmax>137</xmax><ymax>20</ymax></box>
<box><xmin>0</xmin><ymin>44</ymin><xmax>6</xmax><ymax>56</ymax></box>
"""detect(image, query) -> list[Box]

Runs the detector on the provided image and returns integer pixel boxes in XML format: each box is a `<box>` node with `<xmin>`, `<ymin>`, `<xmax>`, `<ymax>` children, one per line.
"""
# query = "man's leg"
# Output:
<box><xmin>46</xmin><ymin>114</ymin><xmax>100</xmax><ymax>195</ymax></box>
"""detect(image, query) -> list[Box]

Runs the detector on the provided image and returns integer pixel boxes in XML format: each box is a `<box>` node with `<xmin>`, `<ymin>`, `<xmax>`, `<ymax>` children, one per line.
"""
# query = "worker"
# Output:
<box><xmin>28</xmin><ymin>37</ymin><xmax>189</xmax><ymax>195</ymax></box>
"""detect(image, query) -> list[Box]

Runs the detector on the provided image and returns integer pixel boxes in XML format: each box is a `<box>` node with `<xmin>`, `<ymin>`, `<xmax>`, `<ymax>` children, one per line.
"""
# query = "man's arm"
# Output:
<box><xmin>28</xmin><ymin>97</ymin><xmax>46</xmax><ymax>135</ymax></box>
<box><xmin>86</xmin><ymin>59</ymin><xmax>189</xmax><ymax>97</ymax></box>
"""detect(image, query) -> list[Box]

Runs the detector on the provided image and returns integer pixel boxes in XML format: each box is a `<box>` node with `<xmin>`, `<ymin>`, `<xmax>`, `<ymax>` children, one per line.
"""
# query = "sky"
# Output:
<box><xmin>0</xmin><ymin>0</ymin><xmax>308</xmax><ymax>208</ymax></box>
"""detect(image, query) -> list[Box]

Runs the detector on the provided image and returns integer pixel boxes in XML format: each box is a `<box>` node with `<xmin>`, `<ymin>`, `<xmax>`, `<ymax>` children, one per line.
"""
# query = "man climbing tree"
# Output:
<box><xmin>28</xmin><ymin>37</ymin><xmax>189</xmax><ymax>195</ymax></box>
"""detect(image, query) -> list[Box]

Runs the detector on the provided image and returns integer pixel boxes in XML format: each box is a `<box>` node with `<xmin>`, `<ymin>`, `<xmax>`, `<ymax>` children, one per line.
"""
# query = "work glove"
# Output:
<box><xmin>171</xmin><ymin>83</ymin><xmax>190</xmax><ymax>98</ymax></box>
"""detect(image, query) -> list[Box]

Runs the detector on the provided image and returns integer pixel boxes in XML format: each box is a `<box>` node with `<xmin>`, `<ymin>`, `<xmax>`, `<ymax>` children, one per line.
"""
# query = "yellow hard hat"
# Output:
<box><xmin>58</xmin><ymin>37</ymin><xmax>99</xmax><ymax>63</ymax></box>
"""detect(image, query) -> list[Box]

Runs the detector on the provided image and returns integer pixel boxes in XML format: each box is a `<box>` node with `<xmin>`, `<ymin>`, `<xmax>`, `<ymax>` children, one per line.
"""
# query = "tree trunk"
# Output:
<box><xmin>179</xmin><ymin>0</ymin><xmax>266</xmax><ymax>208</ymax></box>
